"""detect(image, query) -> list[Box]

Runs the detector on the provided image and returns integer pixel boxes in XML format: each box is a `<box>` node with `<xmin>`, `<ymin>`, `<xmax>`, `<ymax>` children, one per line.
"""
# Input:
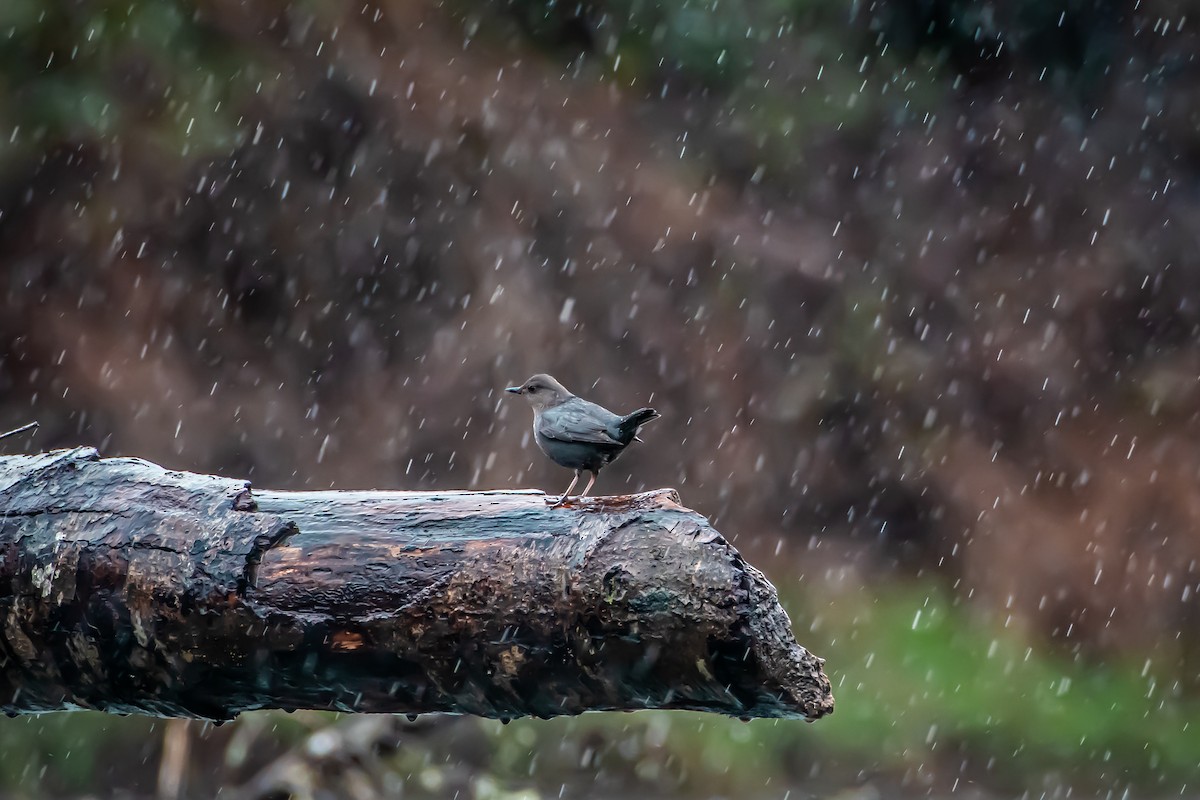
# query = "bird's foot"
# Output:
<box><xmin>546</xmin><ymin>495</ymin><xmax>569</xmax><ymax>508</ymax></box>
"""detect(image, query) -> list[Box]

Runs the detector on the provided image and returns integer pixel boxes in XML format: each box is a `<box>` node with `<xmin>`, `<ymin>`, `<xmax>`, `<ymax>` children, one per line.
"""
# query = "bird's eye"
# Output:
<box><xmin>527</xmin><ymin>385</ymin><xmax>538</xmax><ymax>393</ymax></box>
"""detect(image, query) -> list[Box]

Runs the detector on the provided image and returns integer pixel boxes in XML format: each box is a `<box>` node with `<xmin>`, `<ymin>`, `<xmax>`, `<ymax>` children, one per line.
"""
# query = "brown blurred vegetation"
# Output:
<box><xmin>2</xmin><ymin>0</ymin><xmax>1200</xmax><ymax>734</ymax></box>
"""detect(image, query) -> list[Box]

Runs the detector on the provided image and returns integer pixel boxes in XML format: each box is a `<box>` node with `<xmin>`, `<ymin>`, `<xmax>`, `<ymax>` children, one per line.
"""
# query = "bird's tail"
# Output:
<box><xmin>618</xmin><ymin>407</ymin><xmax>661</xmax><ymax>443</ymax></box>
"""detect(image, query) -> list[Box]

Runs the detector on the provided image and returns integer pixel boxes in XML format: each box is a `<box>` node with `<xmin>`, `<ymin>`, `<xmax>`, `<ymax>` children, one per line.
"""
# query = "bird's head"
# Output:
<box><xmin>505</xmin><ymin>374</ymin><xmax>572</xmax><ymax>410</ymax></box>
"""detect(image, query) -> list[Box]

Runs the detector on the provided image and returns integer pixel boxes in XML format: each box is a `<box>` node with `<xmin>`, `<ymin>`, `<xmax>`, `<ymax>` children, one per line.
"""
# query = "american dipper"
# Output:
<box><xmin>505</xmin><ymin>374</ymin><xmax>660</xmax><ymax>507</ymax></box>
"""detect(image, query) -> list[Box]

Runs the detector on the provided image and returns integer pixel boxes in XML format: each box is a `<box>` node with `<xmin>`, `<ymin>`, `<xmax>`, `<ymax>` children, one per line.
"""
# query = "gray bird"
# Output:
<box><xmin>505</xmin><ymin>374</ymin><xmax>661</xmax><ymax>507</ymax></box>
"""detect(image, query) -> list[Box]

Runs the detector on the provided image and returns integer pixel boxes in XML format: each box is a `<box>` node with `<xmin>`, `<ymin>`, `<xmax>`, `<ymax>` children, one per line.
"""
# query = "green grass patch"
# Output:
<box><xmin>794</xmin><ymin>580</ymin><xmax>1198</xmax><ymax>783</ymax></box>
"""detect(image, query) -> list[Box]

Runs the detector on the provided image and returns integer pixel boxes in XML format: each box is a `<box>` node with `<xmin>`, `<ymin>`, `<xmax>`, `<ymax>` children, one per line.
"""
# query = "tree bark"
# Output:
<box><xmin>0</xmin><ymin>448</ymin><xmax>833</xmax><ymax>721</ymax></box>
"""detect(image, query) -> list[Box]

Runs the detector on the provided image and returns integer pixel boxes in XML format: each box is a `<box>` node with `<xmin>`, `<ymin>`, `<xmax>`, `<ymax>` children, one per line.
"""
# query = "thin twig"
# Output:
<box><xmin>156</xmin><ymin>718</ymin><xmax>192</xmax><ymax>800</ymax></box>
<box><xmin>0</xmin><ymin>421</ymin><xmax>38</xmax><ymax>441</ymax></box>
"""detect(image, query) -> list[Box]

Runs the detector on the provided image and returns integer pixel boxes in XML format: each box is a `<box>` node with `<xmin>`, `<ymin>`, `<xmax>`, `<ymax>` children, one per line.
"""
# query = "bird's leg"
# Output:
<box><xmin>547</xmin><ymin>470</ymin><xmax>581</xmax><ymax>507</ymax></box>
<box><xmin>578</xmin><ymin>470</ymin><xmax>598</xmax><ymax>498</ymax></box>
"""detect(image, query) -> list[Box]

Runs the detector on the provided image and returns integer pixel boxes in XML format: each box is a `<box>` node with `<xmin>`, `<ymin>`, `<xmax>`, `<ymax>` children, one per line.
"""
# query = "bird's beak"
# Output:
<box><xmin>505</xmin><ymin>386</ymin><xmax>522</xmax><ymax>394</ymax></box>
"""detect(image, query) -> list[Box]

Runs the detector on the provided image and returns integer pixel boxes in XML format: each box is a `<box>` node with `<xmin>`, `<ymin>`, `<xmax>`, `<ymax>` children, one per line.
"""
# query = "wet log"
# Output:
<box><xmin>0</xmin><ymin>448</ymin><xmax>833</xmax><ymax>721</ymax></box>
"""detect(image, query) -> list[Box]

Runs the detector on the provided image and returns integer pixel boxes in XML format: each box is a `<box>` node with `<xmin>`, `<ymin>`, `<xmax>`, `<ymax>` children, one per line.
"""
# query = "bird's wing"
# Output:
<box><xmin>538</xmin><ymin>400</ymin><xmax>622</xmax><ymax>446</ymax></box>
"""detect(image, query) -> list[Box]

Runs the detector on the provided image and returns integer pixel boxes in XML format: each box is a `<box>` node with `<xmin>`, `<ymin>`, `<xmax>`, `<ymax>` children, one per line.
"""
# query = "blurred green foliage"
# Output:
<box><xmin>0</xmin><ymin>713</ymin><xmax>155</xmax><ymax>795</ymax></box>
<box><xmin>487</xmin><ymin>0</ymin><xmax>852</xmax><ymax>87</ymax></box>
<box><xmin>0</xmin><ymin>0</ymin><xmax>257</xmax><ymax>165</ymax></box>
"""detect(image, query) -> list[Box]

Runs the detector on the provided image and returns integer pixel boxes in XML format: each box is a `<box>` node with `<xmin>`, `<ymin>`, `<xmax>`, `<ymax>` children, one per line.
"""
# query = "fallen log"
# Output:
<box><xmin>0</xmin><ymin>448</ymin><xmax>833</xmax><ymax>721</ymax></box>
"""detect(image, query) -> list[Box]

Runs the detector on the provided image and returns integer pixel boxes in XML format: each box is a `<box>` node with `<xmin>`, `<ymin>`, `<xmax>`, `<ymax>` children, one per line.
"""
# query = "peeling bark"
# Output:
<box><xmin>0</xmin><ymin>448</ymin><xmax>833</xmax><ymax>721</ymax></box>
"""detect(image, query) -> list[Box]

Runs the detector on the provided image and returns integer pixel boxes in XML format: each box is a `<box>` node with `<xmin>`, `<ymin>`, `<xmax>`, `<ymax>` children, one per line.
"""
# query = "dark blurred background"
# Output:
<box><xmin>2</xmin><ymin>0</ymin><xmax>1200</xmax><ymax>797</ymax></box>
